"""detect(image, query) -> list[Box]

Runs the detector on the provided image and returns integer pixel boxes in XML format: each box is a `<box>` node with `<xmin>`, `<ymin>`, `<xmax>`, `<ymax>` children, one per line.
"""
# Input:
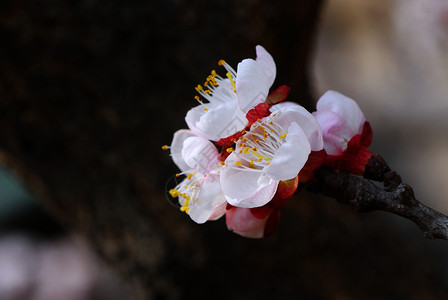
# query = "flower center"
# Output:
<box><xmin>229</xmin><ymin>116</ymin><xmax>288</xmax><ymax>171</ymax></box>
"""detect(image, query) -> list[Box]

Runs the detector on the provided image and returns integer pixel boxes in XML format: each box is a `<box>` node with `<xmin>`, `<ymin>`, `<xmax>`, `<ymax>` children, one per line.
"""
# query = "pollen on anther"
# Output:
<box><xmin>169</xmin><ymin>189</ymin><xmax>179</xmax><ymax>198</ymax></box>
<box><xmin>226</xmin><ymin>148</ymin><xmax>233</xmax><ymax>153</ymax></box>
<box><xmin>175</xmin><ymin>173</ymin><xmax>180</xmax><ymax>177</ymax></box>
<box><xmin>203</xmin><ymin>107</ymin><xmax>208</xmax><ymax>111</ymax></box>
<box><xmin>218</xmin><ymin>59</ymin><xmax>226</xmax><ymax>66</ymax></box>
<box><xmin>220</xmin><ymin>161</ymin><xmax>225</xmax><ymax>165</ymax></box>
<box><xmin>195</xmin><ymin>84</ymin><xmax>203</xmax><ymax>92</ymax></box>
<box><xmin>162</xmin><ymin>145</ymin><xmax>169</xmax><ymax>150</ymax></box>
<box><xmin>235</xmin><ymin>161</ymin><xmax>242</xmax><ymax>166</ymax></box>
<box><xmin>279</xmin><ymin>132</ymin><xmax>288</xmax><ymax>139</ymax></box>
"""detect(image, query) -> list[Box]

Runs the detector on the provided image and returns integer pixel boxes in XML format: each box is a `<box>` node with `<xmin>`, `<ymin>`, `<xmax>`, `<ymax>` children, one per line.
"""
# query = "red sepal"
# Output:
<box><xmin>298</xmin><ymin>150</ymin><xmax>327</xmax><ymax>183</ymax></box>
<box><xmin>216</xmin><ymin>130</ymin><xmax>245</xmax><ymax>148</ymax></box>
<box><xmin>263</xmin><ymin>209</ymin><xmax>281</xmax><ymax>237</ymax></box>
<box><xmin>325</xmin><ymin>134</ymin><xmax>374</xmax><ymax>175</ymax></box>
<box><xmin>361</xmin><ymin>122</ymin><xmax>373</xmax><ymax>147</ymax></box>
<box><xmin>250</xmin><ymin>205</ymin><xmax>274</xmax><ymax>219</ymax></box>
<box><xmin>246</xmin><ymin>103</ymin><xmax>272</xmax><ymax>125</ymax></box>
<box><xmin>266</xmin><ymin>85</ymin><xmax>291</xmax><ymax>105</ymax></box>
<box><xmin>226</xmin><ymin>203</ymin><xmax>234</xmax><ymax>210</ymax></box>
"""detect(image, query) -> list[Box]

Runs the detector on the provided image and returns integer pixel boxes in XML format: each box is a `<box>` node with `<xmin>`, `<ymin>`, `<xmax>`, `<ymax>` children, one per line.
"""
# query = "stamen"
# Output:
<box><xmin>226</xmin><ymin>72</ymin><xmax>236</xmax><ymax>92</ymax></box>
<box><xmin>162</xmin><ymin>145</ymin><xmax>169</xmax><ymax>150</ymax></box>
<box><xmin>279</xmin><ymin>132</ymin><xmax>288</xmax><ymax>139</ymax></box>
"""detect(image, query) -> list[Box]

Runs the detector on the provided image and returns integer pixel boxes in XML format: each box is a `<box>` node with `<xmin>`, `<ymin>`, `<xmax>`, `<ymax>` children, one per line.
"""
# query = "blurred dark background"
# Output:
<box><xmin>0</xmin><ymin>0</ymin><xmax>448</xmax><ymax>299</ymax></box>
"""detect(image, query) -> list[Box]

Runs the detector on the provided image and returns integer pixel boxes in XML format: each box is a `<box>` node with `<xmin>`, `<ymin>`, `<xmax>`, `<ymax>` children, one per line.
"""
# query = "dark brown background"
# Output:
<box><xmin>0</xmin><ymin>0</ymin><xmax>447</xmax><ymax>299</ymax></box>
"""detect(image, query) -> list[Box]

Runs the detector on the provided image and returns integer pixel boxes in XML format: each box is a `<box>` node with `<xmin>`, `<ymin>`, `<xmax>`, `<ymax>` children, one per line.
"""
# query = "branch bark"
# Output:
<box><xmin>314</xmin><ymin>156</ymin><xmax>448</xmax><ymax>240</ymax></box>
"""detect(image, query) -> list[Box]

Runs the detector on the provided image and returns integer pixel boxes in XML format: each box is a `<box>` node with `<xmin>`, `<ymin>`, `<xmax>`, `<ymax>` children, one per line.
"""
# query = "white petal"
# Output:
<box><xmin>264</xmin><ymin>122</ymin><xmax>311</xmax><ymax>180</ymax></box>
<box><xmin>255</xmin><ymin>45</ymin><xmax>276</xmax><ymax>87</ymax></box>
<box><xmin>185</xmin><ymin>101</ymin><xmax>246</xmax><ymax>141</ymax></box>
<box><xmin>269</xmin><ymin>101</ymin><xmax>301</xmax><ymax>112</ymax></box>
<box><xmin>313</xmin><ymin>110</ymin><xmax>354</xmax><ymax>155</ymax></box>
<box><xmin>316</xmin><ymin>90</ymin><xmax>365</xmax><ymax>135</ymax></box>
<box><xmin>182</xmin><ymin>136</ymin><xmax>219</xmax><ymax>174</ymax></box>
<box><xmin>188</xmin><ymin>174</ymin><xmax>227</xmax><ymax>224</ymax></box>
<box><xmin>221</xmin><ymin>153</ymin><xmax>278</xmax><ymax>208</ymax></box>
<box><xmin>170</xmin><ymin>129</ymin><xmax>196</xmax><ymax>172</ymax></box>
<box><xmin>236</xmin><ymin>59</ymin><xmax>270</xmax><ymax>113</ymax></box>
<box><xmin>270</xmin><ymin>106</ymin><xmax>323</xmax><ymax>151</ymax></box>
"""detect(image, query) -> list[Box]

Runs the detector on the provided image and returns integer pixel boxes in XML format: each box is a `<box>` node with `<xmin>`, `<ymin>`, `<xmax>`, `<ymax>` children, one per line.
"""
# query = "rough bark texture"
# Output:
<box><xmin>1</xmin><ymin>1</ymin><xmax>448</xmax><ymax>299</ymax></box>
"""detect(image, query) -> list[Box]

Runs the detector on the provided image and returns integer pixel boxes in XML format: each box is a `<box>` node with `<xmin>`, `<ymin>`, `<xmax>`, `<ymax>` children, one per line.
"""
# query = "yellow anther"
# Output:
<box><xmin>220</xmin><ymin>161</ymin><xmax>225</xmax><ymax>165</ymax></box>
<box><xmin>269</xmin><ymin>121</ymin><xmax>273</xmax><ymax>125</ymax></box>
<box><xmin>243</xmin><ymin>147</ymin><xmax>250</xmax><ymax>153</ymax></box>
<box><xmin>263</xmin><ymin>132</ymin><xmax>269</xmax><ymax>138</ymax></box>
<box><xmin>218</xmin><ymin>59</ymin><xmax>226</xmax><ymax>66</ymax></box>
<box><xmin>175</xmin><ymin>173</ymin><xmax>180</xmax><ymax>177</ymax></box>
<box><xmin>203</xmin><ymin>107</ymin><xmax>208</xmax><ymax>111</ymax></box>
<box><xmin>226</xmin><ymin>148</ymin><xmax>234</xmax><ymax>153</ymax></box>
<box><xmin>211</xmin><ymin>70</ymin><xmax>217</xmax><ymax>76</ymax></box>
<box><xmin>162</xmin><ymin>145</ymin><xmax>169</xmax><ymax>150</ymax></box>
<box><xmin>204</xmin><ymin>89</ymin><xmax>212</xmax><ymax>95</ymax></box>
<box><xmin>249</xmin><ymin>158</ymin><xmax>254</xmax><ymax>167</ymax></box>
<box><xmin>258</xmin><ymin>157</ymin><xmax>263</xmax><ymax>162</ymax></box>
<box><xmin>231</xmin><ymin>138</ymin><xmax>236</xmax><ymax>142</ymax></box>
<box><xmin>257</xmin><ymin>119</ymin><xmax>261</xmax><ymax>123</ymax></box>
<box><xmin>236</xmin><ymin>161</ymin><xmax>242</xmax><ymax>166</ymax></box>
<box><xmin>169</xmin><ymin>189</ymin><xmax>179</xmax><ymax>198</ymax></box>
<box><xmin>194</xmin><ymin>95</ymin><xmax>200</xmax><ymax>100</ymax></box>
<box><xmin>226</xmin><ymin>72</ymin><xmax>236</xmax><ymax>91</ymax></box>
<box><xmin>270</xmin><ymin>129</ymin><xmax>274</xmax><ymax>133</ymax></box>
<box><xmin>252</xmin><ymin>147</ymin><xmax>257</xmax><ymax>151</ymax></box>
<box><xmin>195</xmin><ymin>84</ymin><xmax>203</xmax><ymax>91</ymax></box>
<box><xmin>279</xmin><ymin>132</ymin><xmax>288</xmax><ymax>139</ymax></box>
<box><xmin>266</xmin><ymin>162</ymin><xmax>270</xmax><ymax>166</ymax></box>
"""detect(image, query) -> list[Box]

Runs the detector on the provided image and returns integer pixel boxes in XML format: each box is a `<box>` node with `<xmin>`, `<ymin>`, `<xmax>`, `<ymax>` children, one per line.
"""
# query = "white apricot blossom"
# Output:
<box><xmin>168</xmin><ymin>130</ymin><xmax>227</xmax><ymax>223</ymax></box>
<box><xmin>220</xmin><ymin>104</ymin><xmax>323</xmax><ymax>208</ymax></box>
<box><xmin>313</xmin><ymin>90</ymin><xmax>366</xmax><ymax>155</ymax></box>
<box><xmin>185</xmin><ymin>45</ymin><xmax>277</xmax><ymax>141</ymax></box>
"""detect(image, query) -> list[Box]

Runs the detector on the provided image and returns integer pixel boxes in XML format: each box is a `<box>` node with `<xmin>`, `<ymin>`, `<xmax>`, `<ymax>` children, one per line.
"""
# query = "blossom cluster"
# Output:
<box><xmin>163</xmin><ymin>46</ymin><xmax>374</xmax><ymax>238</ymax></box>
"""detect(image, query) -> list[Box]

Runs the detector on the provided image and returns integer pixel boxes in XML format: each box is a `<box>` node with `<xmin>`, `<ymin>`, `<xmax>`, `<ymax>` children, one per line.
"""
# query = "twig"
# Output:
<box><xmin>313</xmin><ymin>156</ymin><xmax>448</xmax><ymax>240</ymax></box>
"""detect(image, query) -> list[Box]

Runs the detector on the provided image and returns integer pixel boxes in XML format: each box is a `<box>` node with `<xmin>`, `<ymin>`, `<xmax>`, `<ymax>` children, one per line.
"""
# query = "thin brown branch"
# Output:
<box><xmin>313</xmin><ymin>157</ymin><xmax>448</xmax><ymax>240</ymax></box>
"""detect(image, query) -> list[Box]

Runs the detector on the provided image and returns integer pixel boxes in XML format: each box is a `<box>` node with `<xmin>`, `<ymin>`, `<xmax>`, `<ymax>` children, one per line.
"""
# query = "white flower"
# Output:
<box><xmin>313</xmin><ymin>90</ymin><xmax>365</xmax><ymax>155</ymax></box>
<box><xmin>220</xmin><ymin>104</ymin><xmax>323</xmax><ymax>208</ymax></box>
<box><xmin>169</xmin><ymin>130</ymin><xmax>227</xmax><ymax>223</ymax></box>
<box><xmin>185</xmin><ymin>45</ymin><xmax>277</xmax><ymax>141</ymax></box>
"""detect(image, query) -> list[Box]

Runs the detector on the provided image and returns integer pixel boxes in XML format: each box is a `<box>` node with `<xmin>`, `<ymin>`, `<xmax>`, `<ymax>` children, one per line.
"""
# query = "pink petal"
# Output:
<box><xmin>264</xmin><ymin>122</ymin><xmax>311</xmax><ymax>180</ymax></box>
<box><xmin>313</xmin><ymin>110</ymin><xmax>355</xmax><ymax>155</ymax></box>
<box><xmin>226</xmin><ymin>207</ymin><xmax>268</xmax><ymax>239</ymax></box>
<box><xmin>181</xmin><ymin>136</ymin><xmax>219</xmax><ymax>174</ymax></box>
<box><xmin>236</xmin><ymin>59</ymin><xmax>270</xmax><ymax>113</ymax></box>
<box><xmin>316</xmin><ymin>90</ymin><xmax>365</xmax><ymax>136</ymax></box>
<box><xmin>255</xmin><ymin>45</ymin><xmax>276</xmax><ymax>87</ymax></box>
